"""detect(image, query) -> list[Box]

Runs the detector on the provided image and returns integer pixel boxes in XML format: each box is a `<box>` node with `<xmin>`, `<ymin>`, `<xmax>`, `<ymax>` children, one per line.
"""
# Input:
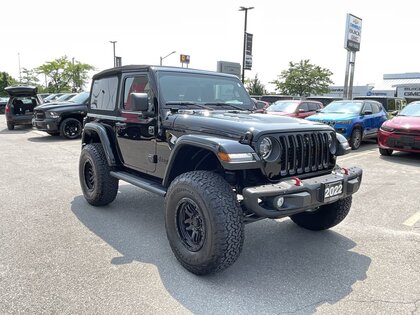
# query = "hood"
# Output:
<box><xmin>306</xmin><ymin>112</ymin><xmax>357</xmax><ymax>121</ymax></box>
<box><xmin>169</xmin><ymin>110</ymin><xmax>333</xmax><ymax>140</ymax></box>
<box><xmin>34</xmin><ymin>101</ymin><xmax>81</xmax><ymax>111</ymax></box>
<box><xmin>385</xmin><ymin>115</ymin><xmax>420</xmax><ymax>130</ymax></box>
<box><xmin>266</xmin><ymin>111</ymin><xmax>294</xmax><ymax>117</ymax></box>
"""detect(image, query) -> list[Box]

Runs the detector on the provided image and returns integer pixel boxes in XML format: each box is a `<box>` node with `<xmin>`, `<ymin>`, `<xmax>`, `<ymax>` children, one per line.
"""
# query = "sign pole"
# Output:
<box><xmin>343</xmin><ymin>51</ymin><xmax>351</xmax><ymax>100</ymax></box>
<box><xmin>348</xmin><ymin>52</ymin><xmax>356</xmax><ymax>100</ymax></box>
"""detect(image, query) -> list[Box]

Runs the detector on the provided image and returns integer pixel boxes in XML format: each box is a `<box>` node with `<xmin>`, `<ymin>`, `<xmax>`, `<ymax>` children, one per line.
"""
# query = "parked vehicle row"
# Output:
<box><xmin>32</xmin><ymin>91</ymin><xmax>89</xmax><ymax>139</ymax></box>
<box><xmin>3</xmin><ymin>86</ymin><xmax>89</xmax><ymax>139</ymax></box>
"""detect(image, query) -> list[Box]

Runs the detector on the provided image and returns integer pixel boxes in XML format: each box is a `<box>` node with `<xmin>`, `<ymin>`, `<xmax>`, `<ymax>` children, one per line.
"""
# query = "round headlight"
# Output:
<box><xmin>328</xmin><ymin>132</ymin><xmax>337</xmax><ymax>154</ymax></box>
<box><xmin>259</xmin><ymin>137</ymin><xmax>273</xmax><ymax>159</ymax></box>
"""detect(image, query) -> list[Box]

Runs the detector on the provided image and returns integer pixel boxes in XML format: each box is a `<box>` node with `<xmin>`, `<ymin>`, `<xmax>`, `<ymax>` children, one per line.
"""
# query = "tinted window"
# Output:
<box><xmin>123</xmin><ymin>75</ymin><xmax>152</xmax><ymax>111</ymax></box>
<box><xmin>308</xmin><ymin>102</ymin><xmax>319</xmax><ymax>111</ymax></box>
<box><xmin>299</xmin><ymin>103</ymin><xmax>309</xmax><ymax>111</ymax></box>
<box><xmin>91</xmin><ymin>76</ymin><xmax>118</xmax><ymax>111</ymax></box>
<box><xmin>363</xmin><ymin>103</ymin><xmax>373</xmax><ymax>114</ymax></box>
<box><xmin>371</xmin><ymin>103</ymin><xmax>381</xmax><ymax>113</ymax></box>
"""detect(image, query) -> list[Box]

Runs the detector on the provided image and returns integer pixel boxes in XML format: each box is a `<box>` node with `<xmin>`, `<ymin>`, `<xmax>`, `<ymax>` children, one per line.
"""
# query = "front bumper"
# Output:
<box><xmin>242</xmin><ymin>167</ymin><xmax>362</xmax><ymax>219</ymax></box>
<box><xmin>378</xmin><ymin>130</ymin><xmax>420</xmax><ymax>153</ymax></box>
<box><xmin>32</xmin><ymin>118</ymin><xmax>60</xmax><ymax>132</ymax></box>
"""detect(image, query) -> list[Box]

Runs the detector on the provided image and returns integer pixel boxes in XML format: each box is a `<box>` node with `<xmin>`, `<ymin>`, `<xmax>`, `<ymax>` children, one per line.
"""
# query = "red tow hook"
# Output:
<box><xmin>291</xmin><ymin>176</ymin><xmax>302</xmax><ymax>186</ymax></box>
<box><xmin>341</xmin><ymin>167</ymin><xmax>349</xmax><ymax>175</ymax></box>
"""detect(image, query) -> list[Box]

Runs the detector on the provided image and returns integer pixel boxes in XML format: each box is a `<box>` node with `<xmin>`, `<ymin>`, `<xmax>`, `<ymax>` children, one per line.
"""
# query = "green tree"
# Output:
<box><xmin>36</xmin><ymin>56</ymin><xmax>95</xmax><ymax>93</ymax></box>
<box><xmin>271</xmin><ymin>59</ymin><xmax>333</xmax><ymax>97</ymax></box>
<box><xmin>20</xmin><ymin>68</ymin><xmax>40</xmax><ymax>86</ymax></box>
<box><xmin>0</xmin><ymin>72</ymin><xmax>17</xmax><ymax>96</ymax></box>
<box><xmin>69</xmin><ymin>61</ymin><xmax>95</xmax><ymax>92</ymax></box>
<box><xmin>245</xmin><ymin>74</ymin><xmax>267</xmax><ymax>95</ymax></box>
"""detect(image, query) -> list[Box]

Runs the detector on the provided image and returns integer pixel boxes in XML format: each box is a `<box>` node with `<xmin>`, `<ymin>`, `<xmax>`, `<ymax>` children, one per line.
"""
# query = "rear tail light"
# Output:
<box><xmin>5</xmin><ymin>103</ymin><xmax>10</xmax><ymax>113</ymax></box>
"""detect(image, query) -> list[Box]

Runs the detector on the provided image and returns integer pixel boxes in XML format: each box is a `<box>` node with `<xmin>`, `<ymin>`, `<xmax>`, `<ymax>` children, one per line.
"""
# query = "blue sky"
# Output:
<box><xmin>1</xmin><ymin>0</ymin><xmax>419</xmax><ymax>92</ymax></box>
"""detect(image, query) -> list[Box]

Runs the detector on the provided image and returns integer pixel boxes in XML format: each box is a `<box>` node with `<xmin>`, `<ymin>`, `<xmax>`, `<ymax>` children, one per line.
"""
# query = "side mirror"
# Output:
<box><xmin>298</xmin><ymin>109</ymin><xmax>305</xmax><ymax>113</ymax></box>
<box><xmin>363</xmin><ymin>110</ymin><xmax>373</xmax><ymax>115</ymax></box>
<box><xmin>391</xmin><ymin>110</ymin><xmax>399</xmax><ymax>116</ymax></box>
<box><xmin>131</xmin><ymin>93</ymin><xmax>149</xmax><ymax>112</ymax></box>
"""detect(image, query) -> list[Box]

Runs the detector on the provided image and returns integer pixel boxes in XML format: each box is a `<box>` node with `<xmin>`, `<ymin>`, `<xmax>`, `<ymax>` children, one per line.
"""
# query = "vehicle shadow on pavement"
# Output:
<box><xmin>27</xmin><ymin>135</ymin><xmax>74</xmax><ymax>143</ymax></box>
<box><xmin>0</xmin><ymin>126</ymin><xmax>33</xmax><ymax>134</ymax></box>
<box><xmin>71</xmin><ymin>186</ymin><xmax>371</xmax><ymax>314</ymax></box>
<box><xmin>379</xmin><ymin>152</ymin><xmax>420</xmax><ymax>166</ymax></box>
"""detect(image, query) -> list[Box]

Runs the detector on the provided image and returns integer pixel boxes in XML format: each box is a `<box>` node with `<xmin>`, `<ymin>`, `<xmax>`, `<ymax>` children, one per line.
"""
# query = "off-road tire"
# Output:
<box><xmin>349</xmin><ymin>128</ymin><xmax>362</xmax><ymax>150</ymax></box>
<box><xmin>379</xmin><ymin>148</ymin><xmax>393</xmax><ymax>156</ymax></box>
<box><xmin>60</xmin><ymin>117</ymin><xmax>82</xmax><ymax>139</ymax></box>
<box><xmin>7</xmin><ymin>122</ymin><xmax>14</xmax><ymax>130</ymax></box>
<box><xmin>290</xmin><ymin>196</ymin><xmax>352</xmax><ymax>231</ymax></box>
<box><xmin>165</xmin><ymin>171</ymin><xmax>244</xmax><ymax>275</ymax></box>
<box><xmin>79</xmin><ymin>143</ymin><xmax>119</xmax><ymax>206</ymax></box>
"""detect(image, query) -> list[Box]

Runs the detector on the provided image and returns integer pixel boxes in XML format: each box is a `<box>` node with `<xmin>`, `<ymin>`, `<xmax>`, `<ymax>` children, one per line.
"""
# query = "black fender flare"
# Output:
<box><xmin>82</xmin><ymin>122</ymin><xmax>117</xmax><ymax>167</ymax></box>
<box><xmin>162</xmin><ymin>134</ymin><xmax>261</xmax><ymax>187</ymax></box>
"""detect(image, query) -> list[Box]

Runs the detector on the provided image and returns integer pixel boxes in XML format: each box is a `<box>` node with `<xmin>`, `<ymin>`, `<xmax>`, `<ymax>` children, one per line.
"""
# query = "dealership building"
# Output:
<box><xmin>322</xmin><ymin>73</ymin><xmax>420</xmax><ymax>103</ymax></box>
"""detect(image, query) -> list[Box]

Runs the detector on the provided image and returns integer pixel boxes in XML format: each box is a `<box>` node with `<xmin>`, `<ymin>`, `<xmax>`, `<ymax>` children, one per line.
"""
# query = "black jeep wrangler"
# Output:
<box><xmin>79</xmin><ymin>65</ymin><xmax>363</xmax><ymax>275</ymax></box>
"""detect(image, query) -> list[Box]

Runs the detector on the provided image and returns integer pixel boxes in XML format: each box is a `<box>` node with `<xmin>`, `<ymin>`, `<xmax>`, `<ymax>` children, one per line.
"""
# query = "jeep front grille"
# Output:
<box><xmin>264</xmin><ymin>131</ymin><xmax>334</xmax><ymax>179</ymax></box>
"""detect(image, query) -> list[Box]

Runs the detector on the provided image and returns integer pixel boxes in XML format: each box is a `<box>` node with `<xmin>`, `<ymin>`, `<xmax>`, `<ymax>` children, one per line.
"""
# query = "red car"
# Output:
<box><xmin>265</xmin><ymin>100</ymin><xmax>323</xmax><ymax>119</ymax></box>
<box><xmin>378</xmin><ymin>101</ymin><xmax>420</xmax><ymax>155</ymax></box>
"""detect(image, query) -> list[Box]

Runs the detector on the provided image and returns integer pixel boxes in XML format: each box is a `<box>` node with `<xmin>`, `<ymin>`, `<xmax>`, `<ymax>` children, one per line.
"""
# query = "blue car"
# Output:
<box><xmin>306</xmin><ymin>100</ymin><xmax>388</xmax><ymax>150</ymax></box>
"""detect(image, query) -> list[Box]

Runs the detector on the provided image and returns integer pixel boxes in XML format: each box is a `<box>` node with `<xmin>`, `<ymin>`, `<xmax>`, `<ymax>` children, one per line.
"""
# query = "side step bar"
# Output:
<box><xmin>110</xmin><ymin>171</ymin><xmax>167</xmax><ymax>197</ymax></box>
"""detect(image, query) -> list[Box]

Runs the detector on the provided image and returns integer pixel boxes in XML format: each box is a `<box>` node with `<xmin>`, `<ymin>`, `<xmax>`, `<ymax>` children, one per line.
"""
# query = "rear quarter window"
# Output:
<box><xmin>91</xmin><ymin>76</ymin><xmax>118</xmax><ymax>111</ymax></box>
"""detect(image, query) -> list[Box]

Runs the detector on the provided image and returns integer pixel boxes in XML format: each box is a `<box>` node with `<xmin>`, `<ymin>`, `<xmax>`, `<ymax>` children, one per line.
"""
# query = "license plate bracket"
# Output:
<box><xmin>321</xmin><ymin>181</ymin><xmax>343</xmax><ymax>202</ymax></box>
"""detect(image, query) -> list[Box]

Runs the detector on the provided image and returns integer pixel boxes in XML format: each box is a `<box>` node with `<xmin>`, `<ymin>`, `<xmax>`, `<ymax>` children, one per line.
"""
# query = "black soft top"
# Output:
<box><xmin>92</xmin><ymin>65</ymin><xmax>239</xmax><ymax>80</ymax></box>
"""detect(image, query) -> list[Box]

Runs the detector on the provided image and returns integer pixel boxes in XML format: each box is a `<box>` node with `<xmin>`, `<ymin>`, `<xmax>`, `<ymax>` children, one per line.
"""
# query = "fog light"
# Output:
<box><xmin>274</xmin><ymin>196</ymin><xmax>285</xmax><ymax>209</ymax></box>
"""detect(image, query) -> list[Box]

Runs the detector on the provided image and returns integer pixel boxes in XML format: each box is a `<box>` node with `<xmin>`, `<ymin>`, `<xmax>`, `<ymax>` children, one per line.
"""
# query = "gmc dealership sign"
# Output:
<box><xmin>344</xmin><ymin>14</ymin><xmax>362</xmax><ymax>52</ymax></box>
<box><xmin>397</xmin><ymin>86</ymin><xmax>420</xmax><ymax>98</ymax></box>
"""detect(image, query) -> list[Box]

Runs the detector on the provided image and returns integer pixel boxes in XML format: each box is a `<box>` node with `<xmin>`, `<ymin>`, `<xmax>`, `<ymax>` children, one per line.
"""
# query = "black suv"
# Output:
<box><xmin>4</xmin><ymin>86</ymin><xmax>43</xmax><ymax>130</ymax></box>
<box><xmin>32</xmin><ymin>91</ymin><xmax>89</xmax><ymax>139</ymax></box>
<box><xmin>78</xmin><ymin>65</ymin><xmax>363</xmax><ymax>275</ymax></box>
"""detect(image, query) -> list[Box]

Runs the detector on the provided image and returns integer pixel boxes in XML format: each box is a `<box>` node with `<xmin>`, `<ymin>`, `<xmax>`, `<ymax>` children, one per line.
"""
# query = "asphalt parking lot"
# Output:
<box><xmin>0</xmin><ymin>115</ymin><xmax>419</xmax><ymax>315</ymax></box>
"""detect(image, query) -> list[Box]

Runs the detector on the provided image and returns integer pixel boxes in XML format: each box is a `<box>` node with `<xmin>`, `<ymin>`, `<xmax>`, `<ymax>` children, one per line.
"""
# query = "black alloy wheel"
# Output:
<box><xmin>60</xmin><ymin>118</ymin><xmax>82</xmax><ymax>139</ymax></box>
<box><xmin>83</xmin><ymin>160</ymin><xmax>95</xmax><ymax>191</ymax></box>
<box><xmin>176</xmin><ymin>198</ymin><xmax>206</xmax><ymax>252</ymax></box>
<box><xmin>350</xmin><ymin>128</ymin><xmax>362</xmax><ymax>150</ymax></box>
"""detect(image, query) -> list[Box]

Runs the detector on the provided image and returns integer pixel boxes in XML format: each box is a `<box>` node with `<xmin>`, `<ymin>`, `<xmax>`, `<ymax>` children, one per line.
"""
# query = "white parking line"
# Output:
<box><xmin>403</xmin><ymin>211</ymin><xmax>420</xmax><ymax>227</ymax></box>
<box><xmin>338</xmin><ymin>150</ymin><xmax>377</xmax><ymax>162</ymax></box>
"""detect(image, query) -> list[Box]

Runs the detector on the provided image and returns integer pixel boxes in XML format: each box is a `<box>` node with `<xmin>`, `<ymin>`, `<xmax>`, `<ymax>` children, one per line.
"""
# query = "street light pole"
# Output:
<box><xmin>18</xmin><ymin>52</ymin><xmax>22</xmax><ymax>83</ymax></box>
<box><xmin>160</xmin><ymin>51</ymin><xmax>176</xmax><ymax>66</ymax></box>
<box><xmin>239</xmin><ymin>6</ymin><xmax>254</xmax><ymax>83</ymax></box>
<box><xmin>109</xmin><ymin>41</ymin><xmax>117</xmax><ymax>67</ymax></box>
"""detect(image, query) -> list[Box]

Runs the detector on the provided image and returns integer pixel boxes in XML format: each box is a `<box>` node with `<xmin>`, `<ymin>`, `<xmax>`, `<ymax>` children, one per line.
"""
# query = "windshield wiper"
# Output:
<box><xmin>165</xmin><ymin>101</ymin><xmax>212</xmax><ymax>110</ymax></box>
<box><xmin>203</xmin><ymin>102</ymin><xmax>250</xmax><ymax>111</ymax></box>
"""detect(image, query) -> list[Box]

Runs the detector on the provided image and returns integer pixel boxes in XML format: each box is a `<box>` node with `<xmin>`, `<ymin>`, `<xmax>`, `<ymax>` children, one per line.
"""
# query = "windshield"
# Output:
<box><xmin>68</xmin><ymin>92</ymin><xmax>89</xmax><ymax>104</ymax></box>
<box><xmin>321</xmin><ymin>101</ymin><xmax>363</xmax><ymax>114</ymax></box>
<box><xmin>56</xmin><ymin>94</ymin><xmax>76</xmax><ymax>102</ymax></box>
<box><xmin>399</xmin><ymin>102</ymin><xmax>420</xmax><ymax>116</ymax></box>
<box><xmin>266</xmin><ymin>101</ymin><xmax>298</xmax><ymax>113</ymax></box>
<box><xmin>158</xmin><ymin>71</ymin><xmax>254</xmax><ymax>110</ymax></box>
